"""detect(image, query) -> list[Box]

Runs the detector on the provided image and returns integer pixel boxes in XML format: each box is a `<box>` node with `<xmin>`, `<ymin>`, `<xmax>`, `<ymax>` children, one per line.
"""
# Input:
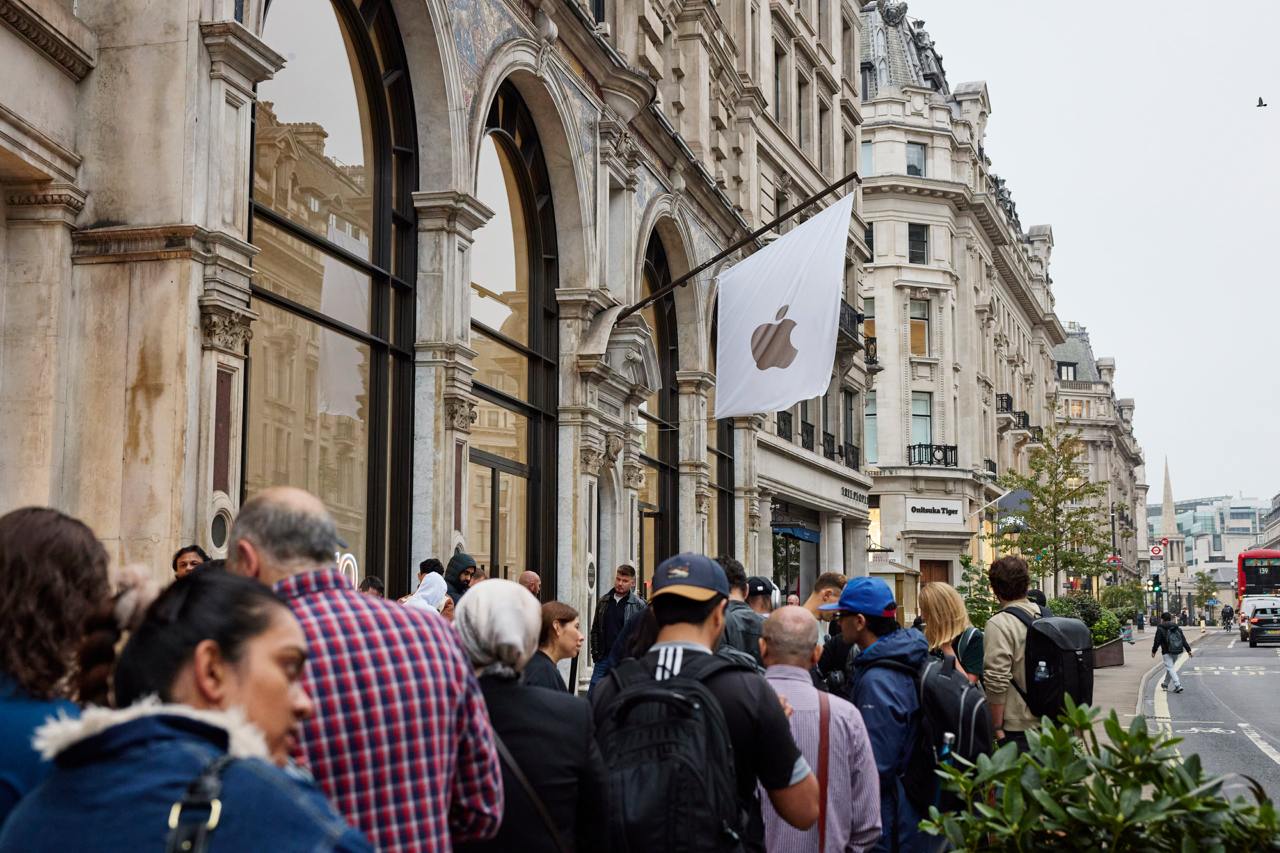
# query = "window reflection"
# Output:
<box><xmin>471</xmin><ymin>136</ymin><xmax>531</xmax><ymax>345</ymax></box>
<box><xmin>255</xmin><ymin>0</ymin><xmax>373</xmax><ymax>258</ymax></box>
<box><xmin>245</xmin><ymin>299</ymin><xmax>370</xmax><ymax>568</ymax></box>
<box><xmin>253</xmin><ymin>219</ymin><xmax>371</xmax><ymax>332</ymax></box>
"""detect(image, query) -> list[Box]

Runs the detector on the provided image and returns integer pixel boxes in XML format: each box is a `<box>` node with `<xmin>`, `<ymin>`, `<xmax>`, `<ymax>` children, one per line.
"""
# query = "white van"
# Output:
<box><xmin>1239</xmin><ymin>595</ymin><xmax>1280</xmax><ymax>641</ymax></box>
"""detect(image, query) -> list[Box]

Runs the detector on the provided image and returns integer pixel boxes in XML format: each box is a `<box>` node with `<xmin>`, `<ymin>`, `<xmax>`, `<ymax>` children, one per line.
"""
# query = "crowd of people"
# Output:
<box><xmin>0</xmin><ymin>487</ymin><xmax>1091</xmax><ymax>852</ymax></box>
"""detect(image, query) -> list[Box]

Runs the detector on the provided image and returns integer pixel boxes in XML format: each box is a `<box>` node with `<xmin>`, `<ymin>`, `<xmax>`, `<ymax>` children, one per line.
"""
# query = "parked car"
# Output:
<box><xmin>1247</xmin><ymin>606</ymin><xmax>1280</xmax><ymax>648</ymax></box>
<box><xmin>1239</xmin><ymin>596</ymin><xmax>1280</xmax><ymax>642</ymax></box>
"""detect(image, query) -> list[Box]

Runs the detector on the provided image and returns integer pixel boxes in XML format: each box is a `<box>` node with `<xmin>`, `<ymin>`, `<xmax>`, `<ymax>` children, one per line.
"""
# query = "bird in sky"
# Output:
<box><xmin>1258</xmin><ymin>97</ymin><xmax>1269</xmax><ymax>107</ymax></box>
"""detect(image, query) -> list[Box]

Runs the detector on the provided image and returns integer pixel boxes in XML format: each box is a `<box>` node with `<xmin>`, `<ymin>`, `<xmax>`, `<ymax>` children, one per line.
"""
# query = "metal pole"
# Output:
<box><xmin>616</xmin><ymin>170</ymin><xmax>863</xmax><ymax>323</ymax></box>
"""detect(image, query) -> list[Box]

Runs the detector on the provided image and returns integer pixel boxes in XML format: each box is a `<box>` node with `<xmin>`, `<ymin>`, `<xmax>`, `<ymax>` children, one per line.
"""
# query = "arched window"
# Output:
<box><xmin>245</xmin><ymin>0</ymin><xmax>416</xmax><ymax>584</ymax></box>
<box><xmin>467</xmin><ymin>83</ymin><xmax>558</xmax><ymax>585</ymax></box>
<box><xmin>638</xmin><ymin>234</ymin><xmax>679</xmax><ymax>591</ymax></box>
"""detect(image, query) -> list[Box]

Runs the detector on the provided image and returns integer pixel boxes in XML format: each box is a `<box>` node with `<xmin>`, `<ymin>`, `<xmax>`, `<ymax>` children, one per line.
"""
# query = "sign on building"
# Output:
<box><xmin>906</xmin><ymin>498</ymin><xmax>965</xmax><ymax>526</ymax></box>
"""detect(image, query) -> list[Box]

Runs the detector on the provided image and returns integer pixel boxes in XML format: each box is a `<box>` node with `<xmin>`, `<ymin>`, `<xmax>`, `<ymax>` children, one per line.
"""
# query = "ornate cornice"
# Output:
<box><xmin>201</xmin><ymin>19</ymin><xmax>286</xmax><ymax>94</ymax></box>
<box><xmin>5</xmin><ymin>181</ymin><xmax>85</xmax><ymax>216</ymax></box>
<box><xmin>0</xmin><ymin>0</ymin><xmax>96</xmax><ymax>81</ymax></box>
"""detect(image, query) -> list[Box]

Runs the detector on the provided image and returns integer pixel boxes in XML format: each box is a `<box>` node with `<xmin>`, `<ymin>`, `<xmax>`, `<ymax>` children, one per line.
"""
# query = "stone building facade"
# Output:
<box><xmin>855</xmin><ymin>5</ymin><xmax>1066</xmax><ymax>590</ymax></box>
<box><xmin>1052</xmin><ymin>322</ymin><xmax>1147</xmax><ymax>584</ymax></box>
<box><xmin>0</xmin><ymin>0</ymin><xmax>883</xmax><ymax>659</ymax></box>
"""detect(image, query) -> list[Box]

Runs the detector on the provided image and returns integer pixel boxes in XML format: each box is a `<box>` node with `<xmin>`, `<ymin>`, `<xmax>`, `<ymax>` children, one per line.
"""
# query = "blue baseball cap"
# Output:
<box><xmin>818</xmin><ymin>576</ymin><xmax>898</xmax><ymax>618</ymax></box>
<box><xmin>652</xmin><ymin>553</ymin><xmax>730</xmax><ymax>602</ymax></box>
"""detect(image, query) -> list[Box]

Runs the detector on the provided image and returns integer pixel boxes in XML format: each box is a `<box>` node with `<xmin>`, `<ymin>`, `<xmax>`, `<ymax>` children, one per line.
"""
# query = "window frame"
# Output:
<box><xmin>911</xmin><ymin>391</ymin><xmax>933</xmax><ymax>445</ymax></box>
<box><xmin>639</xmin><ymin>234</ymin><xmax>681</xmax><ymax>581</ymax></box>
<box><xmin>246</xmin><ymin>0</ymin><xmax>418</xmax><ymax>592</ymax></box>
<box><xmin>909</xmin><ymin>298</ymin><xmax>930</xmax><ymax>357</ymax></box>
<box><xmin>908</xmin><ymin>222</ymin><xmax>929</xmax><ymax>265</ymax></box>
<box><xmin>906</xmin><ymin>141</ymin><xmax>927</xmax><ymax>177</ymax></box>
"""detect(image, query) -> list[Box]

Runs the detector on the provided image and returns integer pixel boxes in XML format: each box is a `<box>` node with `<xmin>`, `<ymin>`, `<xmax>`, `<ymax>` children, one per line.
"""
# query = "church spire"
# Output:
<box><xmin>1160</xmin><ymin>457</ymin><xmax>1177</xmax><ymax>537</ymax></box>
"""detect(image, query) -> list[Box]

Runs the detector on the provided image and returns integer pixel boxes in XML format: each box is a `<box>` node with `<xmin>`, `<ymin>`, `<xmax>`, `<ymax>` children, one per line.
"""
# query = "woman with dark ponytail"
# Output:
<box><xmin>0</xmin><ymin>507</ymin><xmax>109</xmax><ymax>828</ymax></box>
<box><xmin>0</xmin><ymin>570</ymin><xmax>371</xmax><ymax>852</ymax></box>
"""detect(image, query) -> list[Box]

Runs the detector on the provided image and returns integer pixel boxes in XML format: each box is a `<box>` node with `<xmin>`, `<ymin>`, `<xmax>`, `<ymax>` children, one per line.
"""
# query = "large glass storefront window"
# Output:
<box><xmin>467</xmin><ymin>84</ymin><xmax>558</xmax><ymax>587</ymax></box>
<box><xmin>637</xmin><ymin>235</ymin><xmax>679</xmax><ymax>593</ymax></box>
<box><xmin>247</xmin><ymin>0</ymin><xmax>416</xmax><ymax>587</ymax></box>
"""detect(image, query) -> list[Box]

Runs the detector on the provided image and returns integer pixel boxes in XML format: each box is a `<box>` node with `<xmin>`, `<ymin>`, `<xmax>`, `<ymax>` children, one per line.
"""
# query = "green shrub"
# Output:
<box><xmin>1109</xmin><ymin>604</ymin><xmax>1137</xmax><ymax>625</ymax></box>
<box><xmin>1091</xmin><ymin>609</ymin><xmax>1122</xmax><ymax>645</ymax></box>
<box><xmin>921</xmin><ymin>699</ymin><xmax>1279</xmax><ymax>850</ymax></box>
<box><xmin>1050</xmin><ymin>591</ymin><xmax>1104</xmax><ymax>626</ymax></box>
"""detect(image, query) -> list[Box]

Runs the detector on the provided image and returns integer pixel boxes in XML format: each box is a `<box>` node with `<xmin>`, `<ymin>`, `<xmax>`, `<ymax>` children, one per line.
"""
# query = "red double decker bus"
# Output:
<box><xmin>1238</xmin><ymin>548</ymin><xmax>1280</xmax><ymax>604</ymax></box>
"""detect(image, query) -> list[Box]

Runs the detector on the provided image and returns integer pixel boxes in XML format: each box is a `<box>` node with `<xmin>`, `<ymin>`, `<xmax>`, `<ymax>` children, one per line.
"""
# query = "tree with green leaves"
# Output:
<box><xmin>957</xmin><ymin>554</ymin><xmax>998</xmax><ymax>629</ymax></box>
<box><xmin>1100</xmin><ymin>580</ymin><xmax>1146</xmax><ymax>614</ymax></box>
<box><xmin>990</xmin><ymin>425</ymin><xmax>1111</xmax><ymax>597</ymax></box>
<box><xmin>1192</xmin><ymin>570</ymin><xmax>1219</xmax><ymax>611</ymax></box>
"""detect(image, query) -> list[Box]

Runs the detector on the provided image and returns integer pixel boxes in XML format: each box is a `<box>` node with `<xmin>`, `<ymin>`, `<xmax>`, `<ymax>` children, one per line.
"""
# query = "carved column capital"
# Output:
<box><xmin>580</xmin><ymin>445</ymin><xmax>605</xmax><ymax>476</ymax></box>
<box><xmin>445</xmin><ymin>397</ymin><xmax>478</xmax><ymax>434</ymax></box>
<box><xmin>604</xmin><ymin>432</ymin><xmax>625</xmax><ymax>462</ymax></box>
<box><xmin>623</xmin><ymin>462</ymin><xmax>646</xmax><ymax>490</ymax></box>
<box><xmin>200</xmin><ymin>303</ymin><xmax>256</xmax><ymax>355</ymax></box>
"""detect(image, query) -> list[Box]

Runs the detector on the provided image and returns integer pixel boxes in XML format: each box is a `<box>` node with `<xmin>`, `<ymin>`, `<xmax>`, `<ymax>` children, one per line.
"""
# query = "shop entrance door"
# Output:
<box><xmin>920</xmin><ymin>559</ymin><xmax>951</xmax><ymax>587</ymax></box>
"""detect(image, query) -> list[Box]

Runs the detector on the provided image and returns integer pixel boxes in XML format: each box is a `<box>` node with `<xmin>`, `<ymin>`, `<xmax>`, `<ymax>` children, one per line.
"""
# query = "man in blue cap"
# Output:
<box><xmin>590</xmin><ymin>553</ymin><xmax>818</xmax><ymax>852</ymax></box>
<box><xmin>821</xmin><ymin>576</ymin><xmax>929</xmax><ymax>853</ymax></box>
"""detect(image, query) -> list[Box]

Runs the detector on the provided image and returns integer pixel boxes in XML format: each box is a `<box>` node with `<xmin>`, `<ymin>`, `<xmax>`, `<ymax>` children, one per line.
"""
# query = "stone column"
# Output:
<box><xmin>411</xmin><ymin>191</ymin><xmax>492</xmax><ymax>568</ymax></box>
<box><xmin>845</xmin><ymin>518</ymin><xmax>869</xmax><ymax>578</ymax></box>
<box><xmin>0</xmin><ymin>185</ymin><xmax>84</xmax><ymax>511</ymax></box>
<box><xmin>756</xmin><ymin>489</ymin><xmax>776</xmax><ymax>578</ymax></box>
<box><xmin>735</xmin><ymin>415</ymin><xmax>762</xmax><ymax>570</ymax></box>
<box><xmin>676</xmin><ymin>370</ymin><xmax>713</xmax><ymax>552</ymax></box>
<box><xmin>823</xmin><ymin>514</ymin><xmax>845</xmax><ymax>574</ymax></box>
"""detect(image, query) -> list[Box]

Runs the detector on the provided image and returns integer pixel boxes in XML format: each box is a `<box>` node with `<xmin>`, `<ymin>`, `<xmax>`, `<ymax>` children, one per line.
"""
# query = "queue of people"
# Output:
<box><xmin>0</xmin><ymin>487</ymin><xmax>1081</xmax><ymax>853</ymax></box>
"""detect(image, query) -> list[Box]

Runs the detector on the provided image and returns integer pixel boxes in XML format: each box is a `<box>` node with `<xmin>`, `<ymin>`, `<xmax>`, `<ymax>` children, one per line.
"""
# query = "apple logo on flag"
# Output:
<box><xmin>751</xmin><ymin>305</ymin><xmax>799</xmax><ymax>370</ymax></box>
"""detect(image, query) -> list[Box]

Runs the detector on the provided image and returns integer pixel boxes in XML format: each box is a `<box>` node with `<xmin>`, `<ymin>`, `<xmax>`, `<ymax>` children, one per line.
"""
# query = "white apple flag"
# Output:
<box><xmin>714</xmin><ymin>193</ymin><xmax>855</xmax><ymax>419</ymax></box>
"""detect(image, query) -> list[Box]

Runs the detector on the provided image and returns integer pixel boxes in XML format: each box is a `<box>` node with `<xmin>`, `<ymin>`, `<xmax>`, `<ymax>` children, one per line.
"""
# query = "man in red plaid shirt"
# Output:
<box><xmin>229</xmin><ymin>487</ymin><xmax>503</xmax><ymax>851</ymax></box>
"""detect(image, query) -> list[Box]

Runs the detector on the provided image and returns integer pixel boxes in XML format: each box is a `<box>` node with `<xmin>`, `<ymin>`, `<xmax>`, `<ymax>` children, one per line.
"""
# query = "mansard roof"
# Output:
<box><xmin>1053</xmin><ymin>323</ymin><xmax>1101</xmax><ymax>381</ymax></box>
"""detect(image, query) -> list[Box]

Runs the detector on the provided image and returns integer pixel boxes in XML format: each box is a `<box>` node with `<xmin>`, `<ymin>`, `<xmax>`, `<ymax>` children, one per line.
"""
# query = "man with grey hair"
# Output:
<box><xmin>228</xmin><ymin>486</ymin><xmax>503</xmax><ymax>852</ymax></box>
<box><xmin>759</xmin><ymin>605</ymin><xmax>881</xmax><ymax>853</ymax></box>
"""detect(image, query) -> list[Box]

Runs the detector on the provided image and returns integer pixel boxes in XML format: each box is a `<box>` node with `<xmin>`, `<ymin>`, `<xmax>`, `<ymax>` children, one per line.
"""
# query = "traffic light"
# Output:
<box><xmin>1151</xmin><ymin>574</ymin><xmax>1163</xmax><ymax>595</ymax></box>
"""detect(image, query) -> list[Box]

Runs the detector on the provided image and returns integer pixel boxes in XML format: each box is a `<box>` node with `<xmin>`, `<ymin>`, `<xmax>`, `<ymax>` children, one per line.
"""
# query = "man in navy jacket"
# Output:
<box><xmin>822</xmin><ymin>577</ymin><xmax>929</xmax><ymax>853</ymax></box>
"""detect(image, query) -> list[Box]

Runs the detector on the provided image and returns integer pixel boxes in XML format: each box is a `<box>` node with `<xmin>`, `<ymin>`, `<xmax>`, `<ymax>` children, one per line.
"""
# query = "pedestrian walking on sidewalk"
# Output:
<box><xmin>1152</xmin><ymin>612</ymin><xmax>1192</xmax><ymax>693</ymax></box>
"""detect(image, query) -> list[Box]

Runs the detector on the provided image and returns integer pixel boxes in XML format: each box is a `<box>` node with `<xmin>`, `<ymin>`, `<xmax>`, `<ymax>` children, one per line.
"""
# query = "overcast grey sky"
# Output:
<box><xmin>912</xmin><ymin>1</ymin><xmax>1280</xmax><ymax>503</ymax></box>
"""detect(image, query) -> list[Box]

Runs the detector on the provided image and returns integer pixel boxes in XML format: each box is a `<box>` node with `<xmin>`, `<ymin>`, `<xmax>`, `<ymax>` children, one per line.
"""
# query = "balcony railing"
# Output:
<box><xmin>864</xmin><ymin>336</ymin><xmax>879</xmax><ymax>367</ymax></box>
<box><xmin>837</xmin><ymin>300</ymin><xmax>862</xmax><ymax>352</ymax></box>
<box><xmin>801</xmin><ymin>422</ymin><xmax>816</xmax><ymax>451</ymax></box>
<box><xmin>985</xmin><ymin>458</ymin><xmax>997</xmax><ymax>476</ymax></box>
<box><xmin>1012</xmin><ymin>410</ymin><xmax>1031</xmax><ymax>430</ymax></box>
<box><xmin>822</xmin><ymin>431</ymin><xmax>836</xmax><ymax>460</ymax></box>
<box><xmin>777</xmin><ymin>411</ymin><xmax>793</xmax><ymax>441</ymax></box>
<box><xmin>842</xmin><ymin>442</ymin><xmax>861</xmax><ymax>470</ymax></box>
<box><xmin>908</xmin><ymin>443</ymin><xmax>959</xmax><ymax>467</ymax></box>
<box><xmin>996</xmin><ymin>393</ymin><xmax>1013</xmax><ymax>414</ymax></box>
<box><xmin>1028</xmin><ymin>425</ymin><xmax>1045</xmax><ymax>444</ymax></box>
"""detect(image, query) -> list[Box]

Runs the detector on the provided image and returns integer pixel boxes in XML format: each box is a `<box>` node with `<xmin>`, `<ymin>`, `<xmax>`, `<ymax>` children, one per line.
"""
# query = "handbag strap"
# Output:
<box><xmin>817</xmin><ymin>689</ymin><xmax>830</xmax><ymax>852</ymax></box>
<box><xmin>493</xmin><ymin>730</ymin><xmax>571</xmax><ymax>853</ymax></box>
<box><xmin>165</xmin><ymin>754</ymin><xmax>235</xmax><ymax>853</ymax></box>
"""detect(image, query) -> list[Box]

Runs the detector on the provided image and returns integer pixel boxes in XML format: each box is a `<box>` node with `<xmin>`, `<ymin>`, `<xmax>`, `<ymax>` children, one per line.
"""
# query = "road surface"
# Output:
<box><xmin>1141</xmin><ymin>627</ymin><xmax>1280</xmax><ymax>799</ymax></box>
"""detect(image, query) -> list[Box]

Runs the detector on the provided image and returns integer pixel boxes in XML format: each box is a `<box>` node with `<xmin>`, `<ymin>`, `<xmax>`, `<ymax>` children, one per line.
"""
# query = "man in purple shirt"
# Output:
<box><xmin>759</xmin><ymin>606</ymin><xmax>882</xmax><ymax>853</ymax></box>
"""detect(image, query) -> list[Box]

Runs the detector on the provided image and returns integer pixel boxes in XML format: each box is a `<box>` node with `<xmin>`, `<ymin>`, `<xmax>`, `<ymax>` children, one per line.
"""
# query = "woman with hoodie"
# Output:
<box><xmin>0</xmin><ymin>570</ymin><xmax>370</xmax><ymax>852</ymax></box>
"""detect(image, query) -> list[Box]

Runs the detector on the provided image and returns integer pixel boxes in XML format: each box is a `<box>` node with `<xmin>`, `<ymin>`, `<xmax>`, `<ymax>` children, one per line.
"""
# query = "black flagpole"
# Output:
<box><xmin>615</xmin><ymin>170</ymin><xmax>862</xmax><ymax>323</ymax></box>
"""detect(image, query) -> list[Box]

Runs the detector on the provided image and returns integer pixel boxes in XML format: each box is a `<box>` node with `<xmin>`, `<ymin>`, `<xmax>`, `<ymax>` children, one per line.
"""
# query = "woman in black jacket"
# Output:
<box><xmin>454</xmin><ymin>581</ymin><xmax>607</xmax><ymax>853</ymax></box>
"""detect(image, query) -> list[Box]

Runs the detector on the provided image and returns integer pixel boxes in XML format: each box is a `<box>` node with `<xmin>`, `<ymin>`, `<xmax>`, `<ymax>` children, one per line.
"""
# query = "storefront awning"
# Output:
<box><xmin>772</xmin><ymin>524</ymin><xmax>821</xmax><ymax>543</ymax></box>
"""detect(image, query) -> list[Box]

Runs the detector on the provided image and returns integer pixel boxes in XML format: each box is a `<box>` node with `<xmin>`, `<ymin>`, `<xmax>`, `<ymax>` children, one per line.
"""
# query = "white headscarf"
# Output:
<box><xmin>454</xmin><ymin>579</ymin><xmax>540</xmax><ymax>678</ymax></box>
<box><xmin>405</xmin><ymin>572</ymin><xmax>448</xmax><ymax>613</ymax></box>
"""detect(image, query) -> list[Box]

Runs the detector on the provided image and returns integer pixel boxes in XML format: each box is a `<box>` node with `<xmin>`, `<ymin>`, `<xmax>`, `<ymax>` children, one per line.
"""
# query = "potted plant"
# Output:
<box><xmin>1091</xmin><ymin>609</ymin><xmax>1125</xmax><ymax>667</ymax></box>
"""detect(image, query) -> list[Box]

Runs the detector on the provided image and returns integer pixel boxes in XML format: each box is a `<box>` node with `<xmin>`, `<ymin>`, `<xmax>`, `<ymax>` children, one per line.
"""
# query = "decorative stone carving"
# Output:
<box><xmin>201</xmin><ymin>309</ymin><xmax>254</xmax><ymax>354</ymax></box>
<box><xmin>445</xmin><ymin>398</ymin><xmax>478</xmax><ymax>433</ymax></box>
<box><xmin>877</xmin><ymin>0</ymin><xmax>909</xmax><ymax>26</ymax></box>
<box><xmin>605</xmin><ymin>432</ymin><xmax>625</xmax><ymax>462</ymax></box>
<box><xmin>624</xmin><ymin>462</ymin><xmax>645</xmax><ymax>490</ymax></box>
<box><xmin>5</xmin><ymin>184</ymin><xmax>85</xmax><ymax>213</ymax></box>
<box><xmin>580</xmin><ymin>446</ymin><xmax>605</xmax><ymax>476</ymax></box>
<box><xmin>0</xmin><ymin>0</ymin><xmax>95</xmax><ymax>80</ymax></box>
<box><xmin>695</xmin><ymin>485</ymin><xmax>711</xmax><ymax>515</ymax></box>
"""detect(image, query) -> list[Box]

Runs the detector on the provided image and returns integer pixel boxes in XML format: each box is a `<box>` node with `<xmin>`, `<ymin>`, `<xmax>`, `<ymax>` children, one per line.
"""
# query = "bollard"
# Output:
<box><xmin>1199</xmin><ymin>619</ymin><xmax>1206</xmax><ymax>635</ymax></box>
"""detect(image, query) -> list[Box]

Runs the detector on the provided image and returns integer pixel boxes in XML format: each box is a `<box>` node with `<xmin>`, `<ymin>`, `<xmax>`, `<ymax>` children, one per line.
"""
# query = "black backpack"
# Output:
<box><xmin>1165</xmin><ymin>624</ymin><xmax>1186</xmax><ymax>655</ymax></box>
<box><xmin>998</xmin><ymin>606</ymin><xmax>1094</xmax><ymax>719</ymax></box>
<box><xmin>867</xmin><ymin>655</ymin><xmax>993</xmax><ymax>813</ymax></box>
<box><xmin>595</xmin><ymin>653</ymin><xmax>749</xmax><ymax>852</ymax></box>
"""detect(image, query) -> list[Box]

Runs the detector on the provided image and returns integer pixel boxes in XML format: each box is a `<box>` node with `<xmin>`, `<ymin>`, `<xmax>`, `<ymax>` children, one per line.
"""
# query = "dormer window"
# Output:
<box><xmin>1058</xmin><ymin>362</ymin><xmax>1077</xmax><ymax>381</ymax></box>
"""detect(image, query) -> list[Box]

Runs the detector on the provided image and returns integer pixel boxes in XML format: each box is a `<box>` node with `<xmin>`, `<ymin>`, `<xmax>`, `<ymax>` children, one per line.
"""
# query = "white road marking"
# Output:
<box><xmin>1228</xmin><ymin>639</ymin><xmax>1237</xmax><ymax>649</ymax></box>
<box><xmin>1240</xmin><ymin>724</ymin><xmax>1280</xmax><ymax>766</ymax></box>
<box><xmin>1175</xmin><ymin>727</ymin><xmax>1236</xmax><ymax>734</ymax></box>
